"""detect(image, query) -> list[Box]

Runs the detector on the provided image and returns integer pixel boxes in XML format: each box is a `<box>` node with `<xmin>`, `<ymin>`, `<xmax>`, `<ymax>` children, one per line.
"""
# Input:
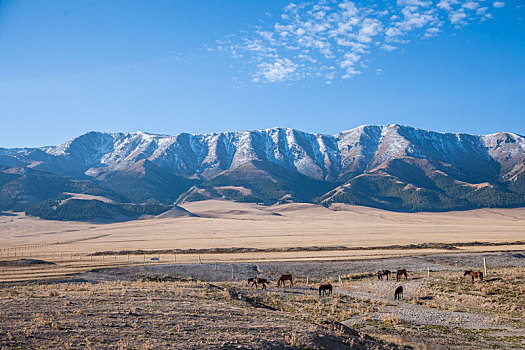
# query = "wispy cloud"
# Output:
<box><xmin>217</xmin><ymin>0</ymin><xmax>504</xmax><ymax>83</ymax></box>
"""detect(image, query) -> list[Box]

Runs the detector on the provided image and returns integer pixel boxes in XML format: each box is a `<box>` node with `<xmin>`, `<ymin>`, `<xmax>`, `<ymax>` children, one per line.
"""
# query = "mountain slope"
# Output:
<box><xmin>1</xmin><ymin>124</ymin><xmax>524</xmax><ymax>213</ymax></box>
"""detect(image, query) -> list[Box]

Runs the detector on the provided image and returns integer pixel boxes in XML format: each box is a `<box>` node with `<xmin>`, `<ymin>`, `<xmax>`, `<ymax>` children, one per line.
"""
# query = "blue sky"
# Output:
<box><xmin>0</xmin><ymin>0</ymin><xmax>523</xmax><ymax>148</ymax></box>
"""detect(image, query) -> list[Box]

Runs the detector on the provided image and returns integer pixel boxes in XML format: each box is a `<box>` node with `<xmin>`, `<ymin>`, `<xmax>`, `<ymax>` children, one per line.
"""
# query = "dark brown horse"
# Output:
<box><xmin>277</xmin><ymin>274</ymin><xmax>293</xmax><ymax>287</ymax></box>
<box><xmin>378</xmin><ymin>270</ymin><xmax>391</xmax><ymax>280</ymax></box>
<box><xmin>319</xmin><ymin>284</ymin><xmax>332</xmax><ymax>297</ymax></box>
<box><xmin>396</xmin><ymin>269</ymin><xmax>408</xmax><ymax>281</ymax></box>
<box><xmin>464</xmin><ymin>270</ymin><xmax>483</xmax><ymax>282</ymax></box>
<box><xmin>247</xmin><ymin>277</ymin><xmax>257</xmax><ymax>288</ymax></box>
<box><xmin>247</xmin><ymin>277</ymin><xmax>269</xmax><ymax>289</ymax></box>
<box><xmin>255</xmin><ymin>278</ymin><xmax>269</xmax><ymax>290</ymax></box>
<box><xmin>394</xmin><ymin>286</ymin><xmax>403</xmax><ymax>300</ymax></box>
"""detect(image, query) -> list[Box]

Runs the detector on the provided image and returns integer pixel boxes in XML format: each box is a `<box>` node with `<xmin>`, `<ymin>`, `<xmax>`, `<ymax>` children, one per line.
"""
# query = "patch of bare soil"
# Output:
<box><xmin>0</xmin><ymin>259</ymin><xmax>55</xmax><ymax>267</ymax></box>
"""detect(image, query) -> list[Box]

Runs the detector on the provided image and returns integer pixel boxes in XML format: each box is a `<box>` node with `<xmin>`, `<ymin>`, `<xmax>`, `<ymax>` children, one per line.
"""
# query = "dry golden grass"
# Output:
<box><xmin>0</xmin><ymin>279</ymin><xmax>394</xmax><ymax>349</ymax></box>
<box><xmin>2</xmin><ymin>201</ymin><xmax>525</xmax><ymax>258</ymax></box>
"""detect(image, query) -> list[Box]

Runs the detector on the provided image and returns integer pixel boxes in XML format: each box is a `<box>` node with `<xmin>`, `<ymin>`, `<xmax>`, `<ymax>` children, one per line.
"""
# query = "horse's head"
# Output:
<box><xmin>464</xmin><ymin>270</ymin><xmax>472</xmax><ymax>276</ymax></box>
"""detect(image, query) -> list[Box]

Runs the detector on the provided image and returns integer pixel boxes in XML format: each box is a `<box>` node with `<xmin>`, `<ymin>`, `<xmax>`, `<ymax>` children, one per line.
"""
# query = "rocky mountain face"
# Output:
<box><xmin>1</xmin><ymin>124</ymin><xmax>524</xmax><ymax>217</ymax></box>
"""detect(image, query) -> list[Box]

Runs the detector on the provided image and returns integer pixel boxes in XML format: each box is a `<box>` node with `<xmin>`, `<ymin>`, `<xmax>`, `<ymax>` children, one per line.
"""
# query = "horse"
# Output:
<box><xmin>319</xmin><ymin>284</ymin><xmax>332</xmax><ymax>297</ymax></box>
<box><xmin>464</xmin><ymin>270</ymin><xmax>483</xmax><ymax>282</ymax></box>
<box><xmin>396</xmin><ymin>269</ymin><xmax>408</xmax><ymax>281</ymax></box>
<box><xmin>394</xmin><ymin>286</ymin><xmax>403</xmax><ymax>300</ymax></box>
<box><xmin>255</xmin><ymin>277</ymin><xmax>269</xmax><ymax>290</ymax></box>
<box><xmin>247</xmin><ymin>277</ymin><xmax>269</xmax><ymax>289</ymax></box>
<box><xmin>377</xmin><ymin>270</ymin><xmax>391</xmax><ymax>280</ymax></box>
<box><xmin>277</xmin><ymin>274</ymin><xmax>293</xmax><ymax>287</ymax></box>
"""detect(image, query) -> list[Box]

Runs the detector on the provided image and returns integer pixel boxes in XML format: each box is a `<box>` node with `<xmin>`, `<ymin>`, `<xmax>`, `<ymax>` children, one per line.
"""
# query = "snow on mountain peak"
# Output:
<box><xmin>2</xmin><ymin>125</ymin><xmax>523</xmax><ymax>181</ymax></box>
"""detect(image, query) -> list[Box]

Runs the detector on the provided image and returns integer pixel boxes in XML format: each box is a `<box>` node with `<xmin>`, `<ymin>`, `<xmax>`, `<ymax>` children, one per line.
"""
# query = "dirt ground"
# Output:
<box><xmin>1</xmin><ymin>250</ymin><xmax>524</xmax><ymax>349</ymax></box>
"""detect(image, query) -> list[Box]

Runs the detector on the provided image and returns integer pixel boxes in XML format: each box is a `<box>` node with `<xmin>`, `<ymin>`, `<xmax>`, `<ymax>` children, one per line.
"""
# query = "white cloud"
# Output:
<box><xmin>449</xmin><ymin>9</ymin><xmax>468</xmax><ymax>24</ymax></box>
<box><xmin>218</xmin><ymin>0</ymin><xmax>505</xmax><ymax>83</ymax></box>
<box><xmin>463</xmin><ymin>1</ymin><xmax>480</xmax><ymax>10</ymax></box>
<box><xmin>255</xmin><ymin>58</ymin><xmax>299</xmax><ymax>82</ymax></box>
<box><xmin>381</xmin><ymin>43</ymin><xmax>398</xmax><ymax>51</ymax></box>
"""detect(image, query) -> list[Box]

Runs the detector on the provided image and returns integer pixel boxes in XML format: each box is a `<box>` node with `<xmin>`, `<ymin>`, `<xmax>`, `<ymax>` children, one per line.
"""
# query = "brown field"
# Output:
<box><xmin>1</xmin><ymin>200</ymin><xmax>525</xmax><ymax>257</ymax></box>
<box><xmin>1</xmin><ymin>256</ymin><xmax>524</xmax><ymax>349</ymax></box>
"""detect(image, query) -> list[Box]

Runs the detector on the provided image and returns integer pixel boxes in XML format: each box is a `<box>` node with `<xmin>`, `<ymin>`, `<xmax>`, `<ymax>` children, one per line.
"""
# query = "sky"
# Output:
<box><xmin>0</xmin><ymin>0</ymin><xmax>523</xmax><ymax>148</ymax></box>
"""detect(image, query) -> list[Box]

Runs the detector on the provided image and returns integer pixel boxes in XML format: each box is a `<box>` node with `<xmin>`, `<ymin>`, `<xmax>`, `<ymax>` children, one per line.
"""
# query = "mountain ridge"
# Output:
<box><xmin>1</xmin><ymin>124</ymin><xmax>524</xmax><ymax>218</ymax></box>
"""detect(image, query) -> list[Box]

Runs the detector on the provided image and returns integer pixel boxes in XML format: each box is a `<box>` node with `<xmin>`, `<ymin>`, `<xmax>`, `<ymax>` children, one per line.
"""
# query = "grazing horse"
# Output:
<box><xmin>396</xmin><ymin>269</ymin><xmax>408</xmax><ymax>281</ymax></box>
<box><xmin>255</xmin><ymin>278</ymin><xmax>269</xmax><ymax>290</ymax></box>
<box><xmin>394</xmin><ymin>286</ymin><xmax>403</xmax><ymax>300</ymax></box>
<box><xmin>377</xmin><ymin>270</ymin><xmax>391</xmax><ymax>280</ymax></box>
<box><xmin>277</xmin><ymin>274</ymin><xmax>293</xmax><ymax>287</ymax></box>
<box><xmin>247</xmin><ymin>278</ymin><xmax>258</xmax><ymax>288</ymax></box>
<box><xmin>247</xmin><ymin>277</ymin><xmax>269</xmax><ymax>289</ymax></box>
<box><xmin>319</xmin><ymin>284</ymin><xmax>332</xmax><ymax>297</ymax></box>
<box><xmin>464</xmin><ymin>270</ymin><xmax>483</xmax><ymax>282</ymax></box>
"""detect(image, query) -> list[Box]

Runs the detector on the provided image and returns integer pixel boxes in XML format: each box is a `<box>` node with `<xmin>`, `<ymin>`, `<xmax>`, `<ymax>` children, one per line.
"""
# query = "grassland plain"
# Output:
<box><xmin>2</xmin><ymin>201</ymin><xmax>525</xmax><ymax>256</ymax></box>
<box><xmin>1</xmin><ymin>201</ymin><xmax>525</xmax><ymax>348</ymax></box>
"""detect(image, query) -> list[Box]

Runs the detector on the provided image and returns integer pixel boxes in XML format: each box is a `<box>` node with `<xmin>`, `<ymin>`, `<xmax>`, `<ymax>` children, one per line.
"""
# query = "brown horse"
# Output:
<box><xmin>394</xmin><ymin>286</ymin><xmax>403</xmax><ymax>300</ymax></box>
<box><xmin>464</xmin><ymin>270</ymin><xmax>483</xmax><ymax>282</ymax></box>
<box><xmin>319</xmin><ymin>284</ymin><xmax>332</xmax><ymax>297</ymax></box>
<box><xmin>378</xmin><ymin>270</ymin><xmax>391</xmax><ymax>280</ymax></box>
<box><xmin>396</xmin><ymin>269</ymin><xmax>408</xmax><ymax>281</ymax></box>
<box><xmin>247</xmin><ymin>278</ymin><xmax>257</xmax><ymax>288</ymax></box>
<box><xmin>255</xmin><ymin>278</ymin><xmax>269</xmax><ymax>290</ymax></box>
<box><xmin>277</xmin><ymin>274</ymin><xmax>293</xmax><ymax>287</ymax></box>
<box><xmin>247</xmin><ymin>277</ymin><xmax>269</xmax><ymax>289</ymax></box>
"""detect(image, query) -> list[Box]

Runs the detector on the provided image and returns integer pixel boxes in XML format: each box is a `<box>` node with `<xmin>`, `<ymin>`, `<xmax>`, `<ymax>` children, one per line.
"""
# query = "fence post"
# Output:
<box><xmin>427</xmin><ymin>266</ymin><xmax>430</xmax><ymax>279</ymax></box>
<box><xmin>339</xmin><ymin>275</ymin><xmax>343</xmax><ymax>287</ymax></box>
<box><xmin>143</xmin><ymin>254</ymin><xmax>146</xmax><ymax>263</ymax></box>
<box><xmin>483</xmin><ymin>257</ymin><xmax>487</xmax><ymax>277</ymax></box>
<box><xmin>198</xmin><ymin>255</ymin><xmax>201</xmax><ymax>264</ymax></box>
<box><xmin>306</xmin><ymin>277</ymin><xmax>309</xmax><ymax>287</ymax></box>
<box><xmin>231</xmin><ymin>266</ymin><xmax>234</xmax><ymax>281</ymax></box>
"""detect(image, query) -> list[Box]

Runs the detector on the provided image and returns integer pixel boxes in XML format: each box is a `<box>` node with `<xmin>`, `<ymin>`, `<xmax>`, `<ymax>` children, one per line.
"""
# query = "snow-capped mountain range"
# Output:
<box><xmin>1</xmin><ymin>124</ymin><xmax>524</xmax><ymax>214</ymax></box>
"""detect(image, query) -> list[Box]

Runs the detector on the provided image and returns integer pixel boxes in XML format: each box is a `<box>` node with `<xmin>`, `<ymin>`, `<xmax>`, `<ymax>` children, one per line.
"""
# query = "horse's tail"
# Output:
<box><xmin>479</xmin><ymin>272</ymin><xmax>483</xmax><ymax>281</ymax></box>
